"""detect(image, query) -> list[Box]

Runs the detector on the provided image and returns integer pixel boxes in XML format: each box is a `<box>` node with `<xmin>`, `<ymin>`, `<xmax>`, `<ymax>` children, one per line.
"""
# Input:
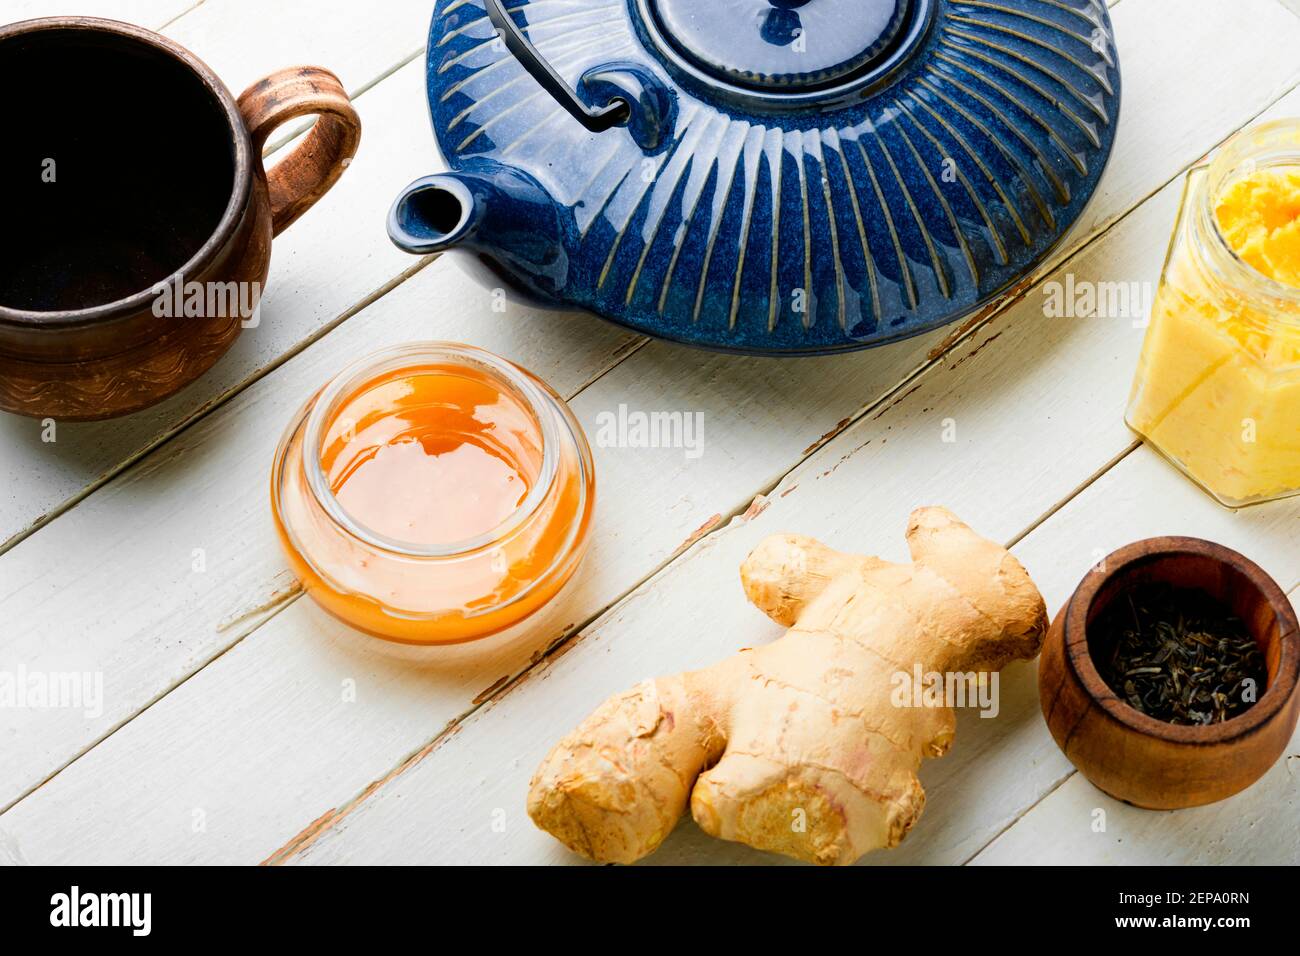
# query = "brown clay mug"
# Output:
<box><xmin>0</xmin><ymin>17</ymin><xmax>361</xmax><ymax>420</ymax></box>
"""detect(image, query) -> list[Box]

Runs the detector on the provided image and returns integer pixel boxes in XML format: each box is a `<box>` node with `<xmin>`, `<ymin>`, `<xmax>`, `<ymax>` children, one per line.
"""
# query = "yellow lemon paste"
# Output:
<box><xmin>1127</xmin><ymin>166</ymin><xmax>1300</xmax><ymax>505</ymax></box>
<box><xmin>1218</xmin><ymin>170</ymin><xmax>1300</xmax><ymax>287</ymax></box>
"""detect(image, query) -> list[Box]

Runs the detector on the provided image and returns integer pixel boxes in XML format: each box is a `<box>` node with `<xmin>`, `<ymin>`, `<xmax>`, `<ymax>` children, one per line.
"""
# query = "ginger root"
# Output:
<box><xmin>527</xmin><ymin>507</ymin><xmax>1047</xmax><ymax>866</ymax></box>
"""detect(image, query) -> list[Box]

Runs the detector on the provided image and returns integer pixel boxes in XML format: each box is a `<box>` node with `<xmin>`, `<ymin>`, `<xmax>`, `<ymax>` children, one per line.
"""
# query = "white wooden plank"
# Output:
<box><xmin>6</xmin><ymin>0</ymin><xmax>192</xmax><ymax>27</ymax></box>
<box><xmin>4</xmin><ymin>0</ymin><xmax>1300</xmax><ymax>864</ymax></box>
<box><xmin>972</xmin><ymin>749</ymin><xmax>1300</xmax><ymax>865</ymax></box>
<box><xmin>162</xmin><ymin>0</ymin><xmax>429</xmax><ymax>97</ymax></box>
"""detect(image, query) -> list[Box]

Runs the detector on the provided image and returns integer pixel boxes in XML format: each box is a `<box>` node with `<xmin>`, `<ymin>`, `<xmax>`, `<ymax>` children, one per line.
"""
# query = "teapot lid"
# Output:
<box><xmin>651</xmin><ymin>0</ymin><xmax>913</xmax><ymax>91</ymax></box>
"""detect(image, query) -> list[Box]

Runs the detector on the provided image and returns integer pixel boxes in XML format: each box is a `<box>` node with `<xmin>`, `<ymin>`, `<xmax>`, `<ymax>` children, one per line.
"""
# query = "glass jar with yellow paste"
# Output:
<box><xmin>1127</xmin><ymin>120</ymin><xmax>1300</xmax><ymax>507</ymax></box>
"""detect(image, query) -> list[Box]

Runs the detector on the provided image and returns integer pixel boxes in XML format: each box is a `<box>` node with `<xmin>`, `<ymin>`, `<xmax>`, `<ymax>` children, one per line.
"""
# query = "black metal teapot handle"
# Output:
<box><xmin>483</xmin><ymin>0</ymin><xmax>630</xmax><ymax>132</ymax></box>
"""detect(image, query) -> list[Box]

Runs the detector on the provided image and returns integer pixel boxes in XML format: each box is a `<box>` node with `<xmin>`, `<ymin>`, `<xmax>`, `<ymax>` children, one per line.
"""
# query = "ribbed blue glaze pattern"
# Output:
<box><xmin>422</xmin><ymin>0</ymin><xmax>1120</xmax><ymax>354</ymax></box>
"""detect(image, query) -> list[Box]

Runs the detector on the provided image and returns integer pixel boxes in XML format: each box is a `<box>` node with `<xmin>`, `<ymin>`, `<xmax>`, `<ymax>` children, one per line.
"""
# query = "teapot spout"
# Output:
<box><xmin>387</xmin><ymin>163</ymin><xmax>566</xmax><ymax>288</ymax></box>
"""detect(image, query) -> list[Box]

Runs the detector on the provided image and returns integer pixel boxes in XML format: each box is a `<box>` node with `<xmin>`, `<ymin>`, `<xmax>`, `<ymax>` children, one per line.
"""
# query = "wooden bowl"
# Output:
<box><xmin>1039</xmin><ymin>537</ymin><xmax>1299</xmax><ymax>809</ymax></box>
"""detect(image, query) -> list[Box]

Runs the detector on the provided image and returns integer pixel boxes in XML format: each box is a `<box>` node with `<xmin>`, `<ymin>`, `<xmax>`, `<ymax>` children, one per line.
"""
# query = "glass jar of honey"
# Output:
<box><xmin>1127</xmin><ymin>120</ymin><xmax>1300</xmax><ymax>507</ymax></box>
<box><xmin>271</xmin><ymin>342</ymin><xmax>595</xmax><ymax>644</ymax></box>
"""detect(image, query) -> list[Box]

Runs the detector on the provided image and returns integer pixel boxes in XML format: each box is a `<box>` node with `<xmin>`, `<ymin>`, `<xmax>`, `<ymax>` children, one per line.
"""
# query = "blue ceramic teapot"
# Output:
<box><xmin>390</xmin><ymin>0</ymin><xmax>1120</xmax><ymax>354</ymax></box>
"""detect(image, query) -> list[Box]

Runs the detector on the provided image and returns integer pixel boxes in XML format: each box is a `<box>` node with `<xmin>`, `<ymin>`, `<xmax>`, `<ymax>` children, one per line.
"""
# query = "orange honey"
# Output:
<box><xmin>271</xmin><ymin>343</ymin><xmax>594</xmax><ymax>644</ymax></box>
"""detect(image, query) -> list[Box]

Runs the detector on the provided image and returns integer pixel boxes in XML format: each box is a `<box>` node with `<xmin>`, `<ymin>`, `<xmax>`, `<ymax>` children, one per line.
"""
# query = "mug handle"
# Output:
<box><xmin>237</xmin><ymin>67</ymin><xmax>361</xmax><ymax>236</ymax></box>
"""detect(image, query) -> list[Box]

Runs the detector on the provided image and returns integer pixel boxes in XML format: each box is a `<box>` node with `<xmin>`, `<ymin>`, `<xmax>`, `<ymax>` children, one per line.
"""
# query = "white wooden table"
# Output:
<box><xmin>3</xmin><ymin>0</ymin><xmax>1299</xmax><ymax>867</ymax></box>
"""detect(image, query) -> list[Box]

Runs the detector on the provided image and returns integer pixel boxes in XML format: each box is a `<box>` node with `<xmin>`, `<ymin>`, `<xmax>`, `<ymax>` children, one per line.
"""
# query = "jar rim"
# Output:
<box><xmin>299</xmin><ymin>342</ymin><xmax>562</xmax><ymax>559</ymax></box>
<box><xmin>1195</xmin><ymin>119</ymin><xmax>1300</xmax><ymax>316</ymax></box>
